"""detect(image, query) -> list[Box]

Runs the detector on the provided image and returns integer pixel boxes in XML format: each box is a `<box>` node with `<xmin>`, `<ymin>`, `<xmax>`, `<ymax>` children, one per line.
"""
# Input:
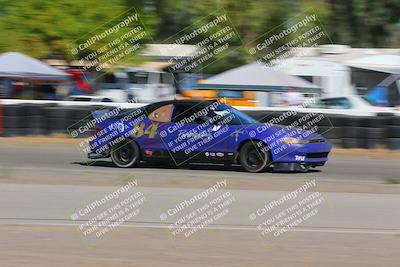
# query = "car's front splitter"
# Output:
<box><xmin>272</xmin><ymin>161</ymin><xmax>326</xmax><ymax>172</ymax></box>
<box><xmin>271</xmin><ymin>142</ymin><xmax>333</xmax><ymax>164</ymax></box>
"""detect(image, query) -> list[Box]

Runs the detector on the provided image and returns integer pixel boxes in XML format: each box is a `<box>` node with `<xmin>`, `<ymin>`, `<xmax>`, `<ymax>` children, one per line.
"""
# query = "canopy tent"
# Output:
<box><xmin>0</xmin><ymin>52</ymin><xmax>70</xmax><ymax>81</ymax></box>
<box><xmin>345</xmin><ymin>55</ymin><xmax>400</xmax><ymax>74</ymax></box>
<box><xmin>197</xmin><ymin>62</ymin><xmax>320</xmax><ymax>93</ymax></box>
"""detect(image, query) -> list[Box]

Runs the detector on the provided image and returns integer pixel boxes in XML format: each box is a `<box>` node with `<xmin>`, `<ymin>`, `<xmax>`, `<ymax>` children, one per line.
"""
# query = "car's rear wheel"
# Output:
<box><xmin>239</xmin><ymin>141</ymin><xmax>270</xmax><ymax>173</ymax></box>
<box><xmin>110</xmin><ymin>139</ymin><xmax>140</xmax><ymax>168</ymax></box>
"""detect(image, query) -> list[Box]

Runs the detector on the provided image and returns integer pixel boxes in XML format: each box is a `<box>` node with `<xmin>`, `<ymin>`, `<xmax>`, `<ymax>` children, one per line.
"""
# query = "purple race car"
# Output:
<box><xmin>88</xmin><ymin>100</ymin><xmax>332</xmax><ymax>172</ymax></box>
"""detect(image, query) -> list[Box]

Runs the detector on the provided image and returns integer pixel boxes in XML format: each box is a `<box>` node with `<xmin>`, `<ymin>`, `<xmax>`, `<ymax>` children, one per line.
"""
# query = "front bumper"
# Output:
<box><xmin>272</xmin><ymin>141</ymin><xmax>333</xmax><ymax>164</ymax></box>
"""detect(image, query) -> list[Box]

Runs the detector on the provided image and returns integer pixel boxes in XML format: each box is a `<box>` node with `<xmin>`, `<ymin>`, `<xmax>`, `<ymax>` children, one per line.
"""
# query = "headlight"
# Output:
<box><xmin>282</xmin><ymin>138</ymin><xmax>309</xmax><ymax>144</ymax></box>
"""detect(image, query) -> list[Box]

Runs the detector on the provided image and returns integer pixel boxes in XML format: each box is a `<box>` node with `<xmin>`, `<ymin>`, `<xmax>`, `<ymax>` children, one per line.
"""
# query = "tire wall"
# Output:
<box><xmin>1</xmin><ymin>104</ymin><xmax>400</xmax><ymax>150</ymax></box>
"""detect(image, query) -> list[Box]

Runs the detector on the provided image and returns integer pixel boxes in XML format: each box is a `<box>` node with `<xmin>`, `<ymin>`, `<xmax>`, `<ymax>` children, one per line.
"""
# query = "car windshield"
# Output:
<box><xmin>208</xmin><ymin>103</ymin><xmax>258</xmax><ymax>125</ymax></box>
<box><xmin>361</xmin><ymin>95</ymin><xmax>381</xmax><ymax>107</ymax></box>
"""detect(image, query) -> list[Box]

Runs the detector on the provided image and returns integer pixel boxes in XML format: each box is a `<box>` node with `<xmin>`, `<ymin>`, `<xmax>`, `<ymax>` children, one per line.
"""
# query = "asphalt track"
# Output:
<box><xmin>0</xmin><ymin>141</ymin><xmax>399</xmax><ymax>183</ymax></box>
<box><xmin>0</xmin><ymin>139</ymin><xmax>400</xmax><ymax>266</ymax></box>
<box><xmin>1</xmin><ymin>183</ymin><xmax>400</xmax><ymax>267</ymax></box>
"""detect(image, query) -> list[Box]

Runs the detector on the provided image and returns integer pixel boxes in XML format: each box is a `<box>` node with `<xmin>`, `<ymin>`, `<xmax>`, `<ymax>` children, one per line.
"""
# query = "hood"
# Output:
<box><xmin>248</xmin><ymin>123</ymin><xmax>325</xmax><ymax>141</ymax></box>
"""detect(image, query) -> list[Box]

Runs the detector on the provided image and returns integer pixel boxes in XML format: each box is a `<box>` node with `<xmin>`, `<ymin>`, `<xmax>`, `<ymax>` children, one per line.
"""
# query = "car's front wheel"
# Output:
<box><xmin>239</xmin><ymin>141</ymin><xmax>271</xmax><ymax>173</ymax></box>
<box><xmin>110</xmin><ymin>139</ymin><xmax>140</xmax><ymax>168</ymax></box>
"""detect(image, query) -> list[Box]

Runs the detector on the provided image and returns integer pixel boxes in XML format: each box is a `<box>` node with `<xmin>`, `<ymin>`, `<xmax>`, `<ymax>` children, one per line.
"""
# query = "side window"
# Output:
<box><xmin>217</xmin><ymin>90</ymin><xmax>244</xmax><ymax>99</ymax></box>
<box><xmin>127</xmin><ymin>72</ymin><xmax>137</xmax><ymax>83</ymax></box>
<box><xmin>321</xmin><ymin>98</ymin><xmax>347</xmax><ymax>109</ymax></box>
<box><xmin>148</xmin><ymin>72</ymin><xmax>160</xmax><ymax>84</ymax></box>
<box><xmin>172</xmin><ymin>104</ymin><xmax>190</xmax><ymax>123</ymax></box>
<box><xmin>172</xmin><ymin>104</ymin><xmax>204</xmax><ymax>124</ymax></box>
<box><xmin>320</xmin><ymin>99</ymin><xmax>332</xmax><ymax>108</ymax></box>
<box><xmin>207</xmin><ymin>107</ymin><xmax>244</xmax><ymax>125</ymax></box>
<box><xmin>75</xmin><ymin>97</ymin><xmax>91</xmax><ymax>102</ymax></box>
<box><xmin>339</xmin><ymin>98</ymin><xmax>352</xmax><ymax>109</ymax></box>
<box><xmin>161</xmin><ymin>73</ymin><xmax>173</xmax><ymax>85</ymax></box>
<box><xmin>148</xmin><ymin>104</ymin><xmax>174</xmax><ymax>123</ymax></box>
<box><xmin>103</xmin><ymin>73</ymin><xmax>116</xmax><ymax>83</ymax></box>
<box><xmin>329</xmin><ymin>98</ymin><xmax>351</xmax><ymax>109</ymax></box>
<box><xmin>135</xmin><ymin>72</ymin><xmax>148</xmax><ymax>84</ymax></box>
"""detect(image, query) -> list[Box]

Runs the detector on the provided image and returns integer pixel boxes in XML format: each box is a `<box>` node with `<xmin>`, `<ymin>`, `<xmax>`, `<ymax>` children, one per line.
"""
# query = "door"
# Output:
<box><xmin>163</xmin><ymin>102</ymin><xmax>230</xmax><ymax>165</ymax></box>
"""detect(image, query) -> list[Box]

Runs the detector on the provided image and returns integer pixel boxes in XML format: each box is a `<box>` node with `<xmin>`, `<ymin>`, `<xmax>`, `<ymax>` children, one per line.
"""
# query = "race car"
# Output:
<box><xmin>87</xmin><ymin>100</ymin><xmax>332</xmax><ymax>172</ymax></box>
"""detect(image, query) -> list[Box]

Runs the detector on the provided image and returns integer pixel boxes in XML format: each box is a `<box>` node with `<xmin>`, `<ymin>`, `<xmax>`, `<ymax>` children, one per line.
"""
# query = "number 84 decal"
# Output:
<box><xmin>130</xmin><ymin>122</ymin><xmax>158</xmax><ymax>139</ymax></box>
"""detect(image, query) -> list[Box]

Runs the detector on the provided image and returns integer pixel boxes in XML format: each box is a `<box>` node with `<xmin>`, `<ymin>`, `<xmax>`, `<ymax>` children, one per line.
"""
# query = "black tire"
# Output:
<box><xmin>325</xmin><ymin>115</ymin><xmax>342</xmax><ymax>127</ymax></box>
<box><xmin>390</xmin><ymin>116</ymin><xmax>400</xmax><ymax>126</ymax></box>
<box><xmin>44</xmin><ymin>106</ymin><xmax>69</xmax><ymax>134</ymax></box>
<box><xmin>26</xmin><ymin>115</ymin><xmax>46</xmax><ymax>129</ymax></box>
<box><xmin>318</xmin><ymin>126</ymin><xmax>342</xmax><ymax>139</ymax></box>
<box><xmin>342</xmin><ymin>127</ymin><xmax>364</xmax><ymax>138</ymax></box>
<box><xmin>362</xmin><ymin>139</ymin><xmax>381</xmax><ymax>149</ymax></box>
<box><xmin>3</xmin><ymin>128</ymin><xmax>18</xmax><ymax>137</ymax></box>
<box><xmin>110</xmin><ymin>139</ymin><xmax>141</xmax><ymax>168</ymax></box>
<box><xmin>387</xmin><ymin>138</ymin><xmax>400</xmax><ymax>150</ymax></box>
<box><xmin>239</xmin><ymin>141</ymin><xmax>271</xmax><ymax>173</ymax></box>
<box><xmin>26</xmin><ymin>128</ymin><xmax>47</xmax><ymax>136</ymax></box>
<box><xmin>341</xmin><ymin>138</ymin><xmax>363</xmax><ymax>149</ymax></box>
<box><xmin>364</xmin><ymin>128</ymin><xmax>385</xmax><ymax>139</ymax></box>
<box><xmin>310</xmin><ymin>113</ymin><xmax>331</xmax><ymax>127</ymax></box>
<box><xmin>4</xmin><ymin>105</ymin><xmax>24</xmax><ymax>117</ymax></box>
<box><xmin>23</xmin><ymin>104</ymin><xmax>45</xmax><ymax>116</ymax></box>
<box><xmin>387</xmin><ymin>126</ymin><xmax>400</xmax><ymax>138</ymax></box>
<box><xmin>326</xmin><ymin>139</ymin><xmax>341</xmax><ymax>147</ymax></box>
<box><xmin>365</xmin><ymin>117</ymin><xmax>385</xmax><ymax>128</ymax></box>
<box><xmin>4</xmin><ymin>116</ymin><xmax>23</xmax><ymax>129</ymax></box>
<box><xmin>342</xmin><ymin>117</ymin><xmax>358</xmax><ymax>127</ymax></box>
<box><xmin>48</xmin><ymin>117</ymin><xmax>66</xmax><ymax>134</ymax></box>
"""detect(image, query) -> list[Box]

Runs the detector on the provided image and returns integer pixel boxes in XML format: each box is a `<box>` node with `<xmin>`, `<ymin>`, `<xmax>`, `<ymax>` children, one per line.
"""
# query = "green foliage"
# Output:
<box><xmin>384</xmin><ymin>178</ymin><xmax>400</xmax><ymax>184</ymax></box>
<box><xmin>0</xmin><ymin>0</ymin><xmax>398</xmax><ymax>72</ymax></box>
<box><xmin>0</xmin><ymin>0</ymin><xmax>153</xmax><ymax>59</ymax></box>
<box><xmin>327</xmin><ymin>0</ymin><xmax>400</xmax><ymax>47</ymax></box>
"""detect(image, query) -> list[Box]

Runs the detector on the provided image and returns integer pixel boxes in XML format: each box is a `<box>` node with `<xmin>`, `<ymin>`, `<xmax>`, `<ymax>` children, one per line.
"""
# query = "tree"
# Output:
<box><xmin>0</xmin><ymin>0</ymin><xmax>153</xmax><ymax>61</ymax></box>
<box><xmin>327</xmin><ymin>0</ymin><xmax>400</xmax><ymax>47</ymax></box>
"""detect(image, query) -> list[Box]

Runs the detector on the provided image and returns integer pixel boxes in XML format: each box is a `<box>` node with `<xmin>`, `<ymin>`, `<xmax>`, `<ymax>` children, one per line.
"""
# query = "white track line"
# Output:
<box><xmin>2</xmin><ymin>221</ymin><xmax>399</xmax><ymax>235</ymax></box>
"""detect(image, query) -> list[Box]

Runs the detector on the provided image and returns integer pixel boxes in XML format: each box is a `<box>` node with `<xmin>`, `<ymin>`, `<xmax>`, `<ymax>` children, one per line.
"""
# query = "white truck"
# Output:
<box><xmin>98</xmin><ymin>67</ymin><xmax>176</xmax><ymax>103</ymax></box>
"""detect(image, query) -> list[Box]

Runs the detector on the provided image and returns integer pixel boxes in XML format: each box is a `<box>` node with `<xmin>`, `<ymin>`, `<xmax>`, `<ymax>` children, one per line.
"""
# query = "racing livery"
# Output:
<box><xmin>88</xmin><ymin>100</ymin><xmax>332</xmax><ymax>172</ymax></box>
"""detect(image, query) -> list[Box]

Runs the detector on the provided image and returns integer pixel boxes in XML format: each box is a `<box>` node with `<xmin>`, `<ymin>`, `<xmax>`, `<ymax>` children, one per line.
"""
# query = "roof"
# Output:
<box><xmin>292</xmin><ymin>46</ymin><xmax>400</xmax><ymax>63</ymax></box>
<box><xmin>148</xmin><ymin>99</ymin><xmax>217</xmax><ymax>107</ymax></box>
<box><xmin>287</xmin><ymin>46</ymin><xmax>400</xmax><ymax>74</ymax></box>
<box><xmin>345</xmin><ymin>55</ymin><xmax>400</xmax><ymax>74</ymax></box>
<box><xmin>121</xmin><ymin>99</ymin><xmax>219</xmax><ymax>115</ymax></box>
<box><xmin>0</xmin><ymin>52</ymin><xmax>70</xmax><ymax>81</ymax></box>
<box><xmin>141</xmin><ymin>44</ymin><xmax>200</xmax><ymax>59</ymax></box>
<box><xmin>124</xmin><ymin>67</ymin><xmax>165</xmax><ymax>73</ymax></box>
<box><xmin>197</xmin><ymin>62</ymin><xmax>320</xmax><ymax>92</ymax></box>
